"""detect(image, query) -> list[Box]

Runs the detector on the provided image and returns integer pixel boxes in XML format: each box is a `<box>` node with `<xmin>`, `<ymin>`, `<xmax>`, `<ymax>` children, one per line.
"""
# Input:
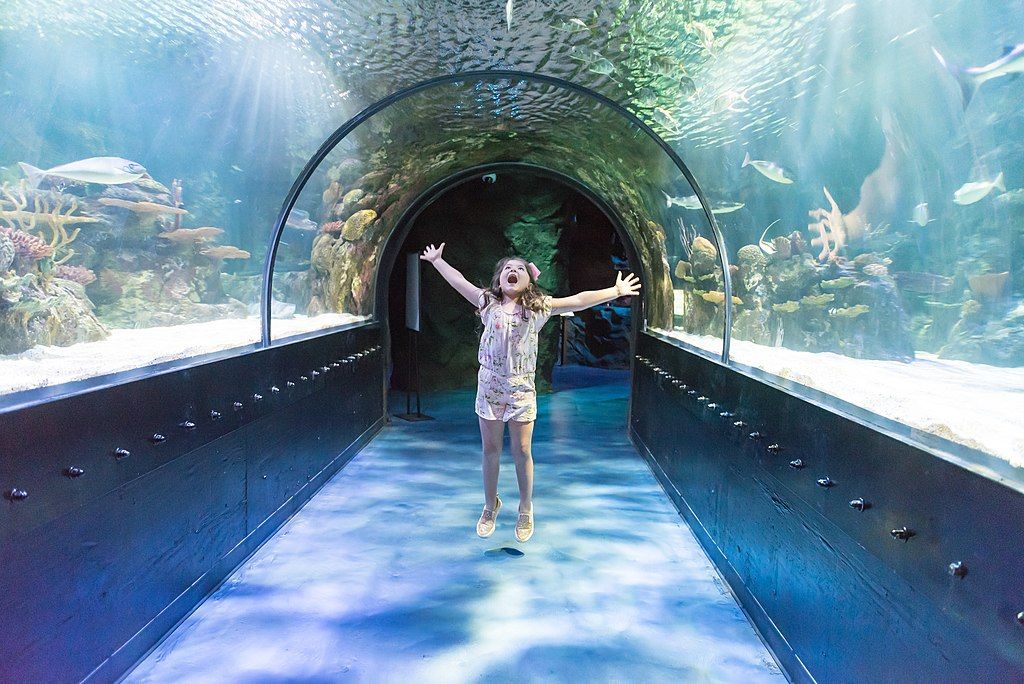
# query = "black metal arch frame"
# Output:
<box><xmin>261</xmin><ymin>69</ymin><xmax>733</xmax><ymax>359</ymax></box>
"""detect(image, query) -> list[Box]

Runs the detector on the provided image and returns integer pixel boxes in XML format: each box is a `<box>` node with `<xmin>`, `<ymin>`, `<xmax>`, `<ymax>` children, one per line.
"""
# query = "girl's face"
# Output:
<box><xmin>499</xmin><ymin>259</ymin><xmax>530</xmax><ymax>298</ymax></box>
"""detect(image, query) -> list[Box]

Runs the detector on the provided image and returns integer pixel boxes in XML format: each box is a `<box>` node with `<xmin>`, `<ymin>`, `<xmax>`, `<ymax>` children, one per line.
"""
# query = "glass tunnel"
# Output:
<box><xmin>1</xmin><ymin>1</ymin><xmax>1022</xmax><ymax>682</ymax></box>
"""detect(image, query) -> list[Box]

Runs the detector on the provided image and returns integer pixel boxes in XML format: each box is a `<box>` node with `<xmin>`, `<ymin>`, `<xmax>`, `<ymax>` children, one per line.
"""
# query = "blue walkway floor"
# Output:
<box><xmin>128</xmin><ymin>367</ymin><xmax>784</xmax><ymax>683</ymax></box>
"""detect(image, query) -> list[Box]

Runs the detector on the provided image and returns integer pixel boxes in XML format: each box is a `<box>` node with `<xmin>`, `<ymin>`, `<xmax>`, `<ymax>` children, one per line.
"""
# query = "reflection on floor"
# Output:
<box><xmin>127</xmin><ymin>365</ymin><xmax>783</xmax><ymax>683</ymax></box>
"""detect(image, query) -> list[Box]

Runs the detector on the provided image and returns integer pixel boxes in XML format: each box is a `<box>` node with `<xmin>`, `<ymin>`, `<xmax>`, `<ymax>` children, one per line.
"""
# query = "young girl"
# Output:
<box><xmin>420</xmin><ymin>242</ymin><xmax>641</xmax><ymax>542</ymax></box>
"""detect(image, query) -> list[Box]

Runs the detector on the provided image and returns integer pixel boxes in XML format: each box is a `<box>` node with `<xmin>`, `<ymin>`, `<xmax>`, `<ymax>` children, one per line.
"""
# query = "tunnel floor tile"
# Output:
<box><xmin>127</xmin><ymin>368</ymin><xmax>784</xmax><ymax>683</ymax></box>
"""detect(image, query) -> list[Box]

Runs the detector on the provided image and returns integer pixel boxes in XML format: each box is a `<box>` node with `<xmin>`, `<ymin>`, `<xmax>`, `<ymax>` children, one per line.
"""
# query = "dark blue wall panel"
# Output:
<box><xmin>0</xmin><ymin>326</ymin><xmax>385</xmax><ymax>683</ymax></box>
<box><xmin>630</xmin><ymin>333</ymin><xmax>1024</xmax><ymax>682</ymax></box>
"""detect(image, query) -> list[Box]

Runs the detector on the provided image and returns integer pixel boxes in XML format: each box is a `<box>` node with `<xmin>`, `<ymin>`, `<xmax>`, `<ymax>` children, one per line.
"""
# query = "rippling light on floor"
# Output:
<box><xmin>127</xmin><ymin>366</ymin><xmax>783</xmax><ymax>682</ymax></box>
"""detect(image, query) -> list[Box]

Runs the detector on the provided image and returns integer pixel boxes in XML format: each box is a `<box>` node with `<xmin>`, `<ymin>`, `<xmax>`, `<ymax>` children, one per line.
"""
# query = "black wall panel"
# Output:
<box><xmin>631</xmin><ymin>333</ymin><xmax>1024</xmax><ymax>682</ymax></box>
<box><xmin>0</xmin><ymin>326</ymin><xmax>385</xmax><ymax>683</ymax></box>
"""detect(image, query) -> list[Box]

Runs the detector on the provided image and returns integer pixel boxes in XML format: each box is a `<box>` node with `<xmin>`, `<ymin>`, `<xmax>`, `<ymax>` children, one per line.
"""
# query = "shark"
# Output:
<box><xmin>933</xmin><ymin>44</ymin><xmax>1024</xmax><ymax>106</ymax></box>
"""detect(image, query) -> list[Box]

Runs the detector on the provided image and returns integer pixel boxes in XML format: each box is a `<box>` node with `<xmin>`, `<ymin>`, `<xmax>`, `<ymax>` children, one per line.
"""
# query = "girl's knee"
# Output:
<box><xmin>511</xmin><ymin>446</ymin><xmax>532</xmax><ymax>464</ymax></box>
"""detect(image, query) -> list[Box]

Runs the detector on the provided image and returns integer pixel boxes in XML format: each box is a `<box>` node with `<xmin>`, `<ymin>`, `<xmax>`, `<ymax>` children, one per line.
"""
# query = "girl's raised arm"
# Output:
<box><xmin>420</xmin><ymin>242</ymin><xmax>485</xmax><ymax>306</ymax></box>
<box><xmin>548</xmin><ymin>271</ymin><xmax>641</xmax><ymax>315</ymax></box>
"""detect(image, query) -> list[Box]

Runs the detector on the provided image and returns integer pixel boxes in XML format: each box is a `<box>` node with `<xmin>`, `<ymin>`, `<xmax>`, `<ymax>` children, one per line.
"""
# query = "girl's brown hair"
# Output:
<box><xmin>478</xmin><ymin>256</ymin><xmax>548</xmax><ymax>319</ymax></box>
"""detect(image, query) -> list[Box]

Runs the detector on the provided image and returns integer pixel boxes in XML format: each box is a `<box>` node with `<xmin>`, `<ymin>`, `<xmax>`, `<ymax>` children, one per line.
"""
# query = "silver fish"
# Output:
<box><xmin>663</xmin><ymin>191</ymin><xmax>702</xmax><ymax>210</ymax></box>
<box><xmin>19</xmin><ymin>157</ymin><xmax>146</xmax><ymax>188</ymax></box>
<box><xmin>589</xmin><ymin>58</ymin><xmax>615</xmax><ymax>76</ymax></box>
<box><xmin>285</xmin><ymin>209</ymin><xmax>318</xmax><ymax>232</ymax></box>
<box><xmin>934</xmin><ymin>44</ymin><xmax>1024</xmax><ymax>106</ymax></box>
<box><xmin>653</xmin><ymin>106</ymin><xmax>681</xmax><ymax>131</ymax></box>
<box><xmin>505</xmin><ymin>0</ymin><xmax>513</xmax><ymax>31</ymax></box>
<box><xmin>709</xmin><ymin>202</ymin><xmax>745</xmax><ymax>214</ymax></box>
<box><xmin>909</xmin><ymin>202</ymin><xmax>935</xmax><ymax>227</ymax></box>
<box><xmin>742</xmin><ymin>152</ymin><xmax>794</xmax><ymax>184</ymax></box>
<box><xmin>663</xmin><ymin>192</ymin><xmax>744</xmax><ymax>214</ymax></box>
<box><xmin>953</xmin><ymin>173</ymin><xmax>1005</xmax><ymax>205</ymax></box>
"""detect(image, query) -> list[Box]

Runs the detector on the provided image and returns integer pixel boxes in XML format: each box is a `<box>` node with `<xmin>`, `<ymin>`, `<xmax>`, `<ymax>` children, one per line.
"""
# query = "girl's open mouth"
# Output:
<box><xmin>507</xmin><ymin>273</ymin><xmax>519</xmax><ymax>284</ymax></box>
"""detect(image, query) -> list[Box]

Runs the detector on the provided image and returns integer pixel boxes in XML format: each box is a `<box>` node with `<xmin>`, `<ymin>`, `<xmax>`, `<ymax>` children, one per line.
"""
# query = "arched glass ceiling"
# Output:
<box><xmin>267</xmin><ymin>73</ymin><xmax>724</xmax><ymax>349</ymax></box>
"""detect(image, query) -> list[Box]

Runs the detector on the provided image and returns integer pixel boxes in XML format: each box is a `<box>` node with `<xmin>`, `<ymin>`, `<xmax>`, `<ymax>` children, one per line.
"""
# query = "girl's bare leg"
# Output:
<box><xmin>478</xmin><ymin>417</ymin><xmax>504</xmax><ymax>509</ymax></box>
<box><xmin>508</xmin><ymin>419</ymin><xmax>535</xmax><ymax>513</ymax></box>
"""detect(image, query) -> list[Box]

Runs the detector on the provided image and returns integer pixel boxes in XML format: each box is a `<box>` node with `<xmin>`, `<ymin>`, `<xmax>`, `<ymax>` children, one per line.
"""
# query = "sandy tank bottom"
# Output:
<box><xmin>651</xmin><ymin>328</ymin><xmax>1024</xmax><ymax>474</ymax></box>
<box><xmin>0</xmin><ymin>313</ymin><xmax>370</xmax><ymax>397</ymax></box>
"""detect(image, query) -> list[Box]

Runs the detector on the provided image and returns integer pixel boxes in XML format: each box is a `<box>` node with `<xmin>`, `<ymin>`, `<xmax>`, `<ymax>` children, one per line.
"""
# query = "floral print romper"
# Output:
<box><xmin>475</xmin><ymin>293</ymin><xmax>553</xmax><ymax>422</ymax></box>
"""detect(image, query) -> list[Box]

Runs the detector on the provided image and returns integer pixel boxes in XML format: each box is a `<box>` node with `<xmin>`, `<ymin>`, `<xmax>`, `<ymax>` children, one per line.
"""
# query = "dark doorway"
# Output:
<box><xmin>387</xmin><ymin>169</ymin><xmax>632</xmax><ymax>397</ymax></box>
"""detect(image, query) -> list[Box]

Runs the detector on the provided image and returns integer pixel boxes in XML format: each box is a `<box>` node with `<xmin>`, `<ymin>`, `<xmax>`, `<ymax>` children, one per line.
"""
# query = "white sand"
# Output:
<box><xmin>651</xmin><ymin>328</ymin><xmax>1024</xmax><ymax>474</ymax></box>
<box><xmin>0</xmin><ymin>313</ymin><xmax>370</xmax><ymax>397</ymax></box>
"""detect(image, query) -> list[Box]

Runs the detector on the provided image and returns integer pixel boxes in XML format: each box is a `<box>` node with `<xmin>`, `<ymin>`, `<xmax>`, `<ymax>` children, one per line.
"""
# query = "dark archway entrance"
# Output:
<box><xmin>378</xmin><ymin>164</ymin><xmax>639</xmax><ymax>403</ymax></box>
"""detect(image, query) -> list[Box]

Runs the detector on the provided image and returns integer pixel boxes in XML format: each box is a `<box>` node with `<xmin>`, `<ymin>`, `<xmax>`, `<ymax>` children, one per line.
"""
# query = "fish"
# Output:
<box><xmin>757</xmin><ymin>219</ymin><xmax>783</xmax><ymax>255</ymax></box>
<box><xmin>709</xmin><ymin>201</ymin><xmax>745</xmax><ymax>214</ymax></box>
<box><xmin>663</xmin><ymin>191</ymin><xmax>702</xmax><ymax>210</ymax></box>
<box><xmin>933</xmin><ymin>44</ymin><xmax>1024</xmax><ymax>106</ymax></box>
<box><xmin>953</xmin><ymin>172</ymin><xmax>1005</xmax><ymax>205</ymax></box>
<box><xmin>662</xmin><ymin>192</ymin><xmax>744</xmax><ymax>214</ymax></box>
<box><xmin>712</xmin><ymin>89</ymin><xmax>750</xmax><ymax>114</ymax></box>
<box><xmin>233</xmin><ymin>199</ymin><xmax>242</xmax><ymax>204</ymax></box>
<box><xmin>688</xmin><ymin>20</ymin><xmax>715</xmax><ymax>52</ymax></box>
<box><xmin>553</xmin><ymin>17</ymin><xmax>590</xmax><ymax>32</ymax></box>
<box><xmin>505</xmin><ymin>0</ymin><xmax>513</xmax><ymax>31</ymax></box>
<box><xmin>230</xmin><ymin>165</ymin><xmax>243</xmax><ymax>173</ymax></box>
<box><xmin>909</xmin><ymin>202</ymin><xmax>935</xmax><ymax>226</ymax></box>
<box><xmin>19</xmin><ymin>157</ymin><xmax>146</xmax><ymax>188</ymax></box>
<box><xmin>158</xmin><ymin>227</ymin><xmax>224</xmax><ymax>242</ymax></box>
<box><xmin>742</xmin><ymin>152</ymin><xmax>794</xmax><ymax>184</ymax></box>
<box><xmin>589</xmin><ymin>58</ymin><xmax>615</xmax><ymax>76</ymax></box>
<box><xmin>98</xmin><ymin>197</ymin><xmax>188</xmax><ymax>214</ymax></box>
<box><xmin>653</xmin><ymin>106</ymin><xmax>681</xmax><ymax>131</ymax></box>
<box><xmin>201</xmin><ymin>245</ymin><xmax>250</xmax><ymax>260</ymax></box>
<box><xmin>285</xmin><ymin>209</ymin><xmax>318</xmax><ymax>232</ymax></box>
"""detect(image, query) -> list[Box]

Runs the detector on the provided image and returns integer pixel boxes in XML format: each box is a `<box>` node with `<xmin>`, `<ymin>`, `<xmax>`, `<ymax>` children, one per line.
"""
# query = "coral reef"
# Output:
<box><xmin>0</xmin><ymin>166</ymin><xmax>253</xmax><ymax>357</ymax></box>
<box><xmin>0</xmin><ymin>274</ymin><xmax>107</xmax><ymax>354</ymax></box>
<box><xmin>672</xmin><ymin>232</ymin><xmax>915</xmax><ymax>360</ymax></box>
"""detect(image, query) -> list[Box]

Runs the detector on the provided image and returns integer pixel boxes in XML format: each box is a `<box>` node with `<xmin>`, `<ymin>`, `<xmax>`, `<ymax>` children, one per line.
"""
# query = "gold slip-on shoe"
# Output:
<box><xmin>515</xmin><ymin>507</ymin><xmax>534</xmax><ymax>543</ymax></box>
<box><xmin>476</xmin><ymin>495</ymin><xmax>501</xmax><ymax>538</ymax></box>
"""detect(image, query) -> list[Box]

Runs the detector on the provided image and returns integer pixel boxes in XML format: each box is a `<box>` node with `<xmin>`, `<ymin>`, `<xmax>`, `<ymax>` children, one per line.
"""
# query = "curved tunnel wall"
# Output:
<box><xmin>262</xmin><ymin>71</ymin><xmax>728</xmax><ymax>349</ymax></box>
<box><xmin>2</xmin><ymin>2</ymin><xmax>1024</xmax><ymax>681</ymax></box>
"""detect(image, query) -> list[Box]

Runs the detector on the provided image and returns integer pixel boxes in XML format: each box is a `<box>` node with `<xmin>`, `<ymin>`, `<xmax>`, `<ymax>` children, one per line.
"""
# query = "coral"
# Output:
<box><xmin>0</xmin><ymin>231</ymin><xmax>13</xmax><ymax>272</ymax></box>
<box><xmin>700</xmin><ymin>290</ymin><xmax>742</xmax><ymax>305</ymax></box>
<box><xmin>0</xmin><ymin>180</ymin><xmax>97</xmax><ymax>265</ymax></box>
<box><xmin>800</xmin><ymin>293</ymin><xmax>835</xmax><ymax>307</ymax></box>
<box><xmin>967</xmin><ymin>271</ymin><xmax>1009</xmax><ymax>301</ymax></box>
<box><xmin>321</xmin><ymin>220</ymin><xmax>344</xmax><ymax>234</ymax></box>
<box><xmin>689</xmin><ymin>235</ymin><xmax>718</xmax><ymax>276</ymax></box>
<box><xmin>0</xmin><ymin>277</ymin><xmax>108</xmax><ymax>354</ymax></box>
<box><xmin>773</xmin><ymin>300</ymin><xmax>801</xmax><ymax>314</ymax></box>
<box><xmin>821</xmin><ymin>276</ymin><xmax>855</xmax><ymax>290</ymax></box>
<box><xmin>54</xmin><ymin>264</ymin><xmax>96</xmax><ymax>285</ymax></box>
<box><xmin>1</xmin><ymin>226</ymin><xmax>54</xmax><ymax>261</ymax></box>
<box><xmin>342</xmin><ymin>209</ymin><xmax>377</xmax><ymax>240</ymax></box>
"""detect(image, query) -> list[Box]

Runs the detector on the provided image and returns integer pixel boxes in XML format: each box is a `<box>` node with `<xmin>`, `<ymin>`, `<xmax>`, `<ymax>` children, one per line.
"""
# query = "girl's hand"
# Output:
<box><xmin>615</xmin><ymin>271</ymin><xmax>641</xmax><ymax>297</ymax></box>
<box><xmin>420</xmin><ymin>242</ymin><xmax>445</xmax><ymax>263</ymax></box>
